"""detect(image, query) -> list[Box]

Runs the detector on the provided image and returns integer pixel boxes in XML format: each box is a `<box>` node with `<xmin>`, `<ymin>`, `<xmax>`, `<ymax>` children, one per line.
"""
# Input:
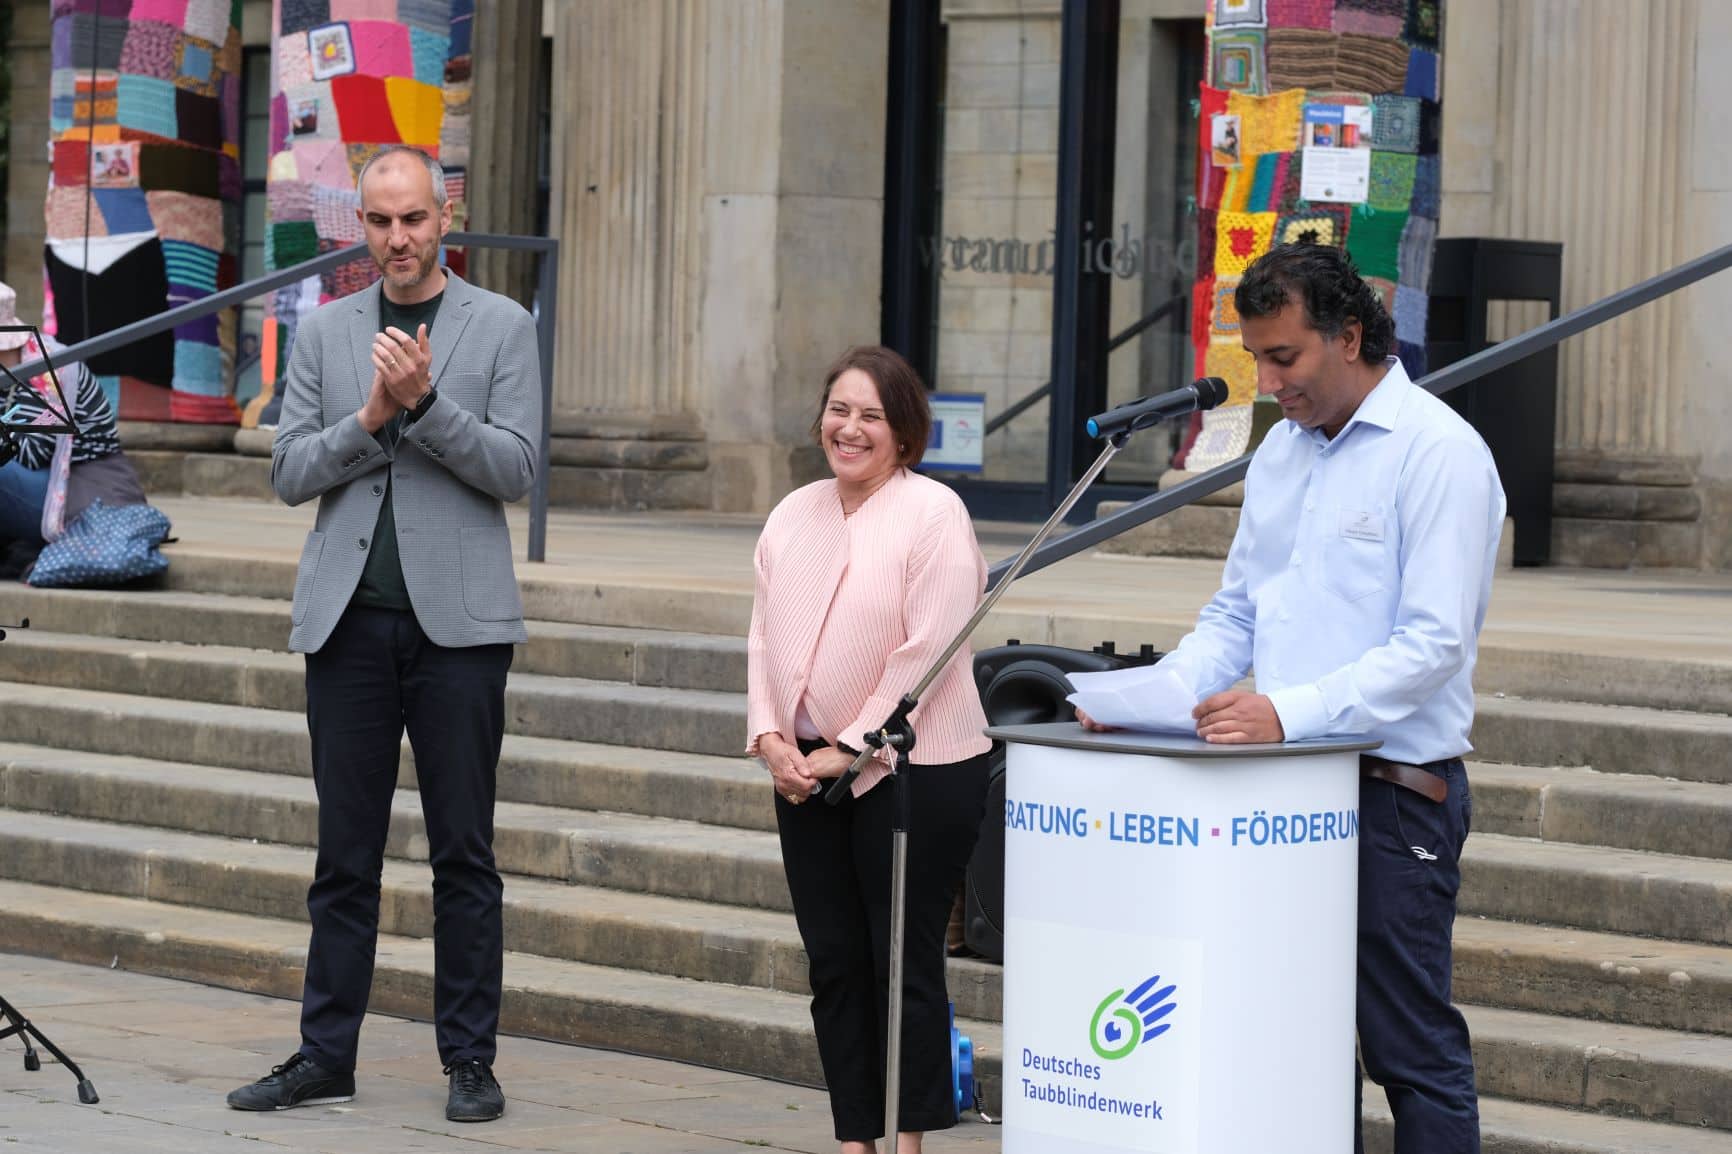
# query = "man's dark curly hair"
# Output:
<box><xmin>1234</xmin><ymin>244</ymin><xmax>1395</xmax><ymax>363</ymax></box>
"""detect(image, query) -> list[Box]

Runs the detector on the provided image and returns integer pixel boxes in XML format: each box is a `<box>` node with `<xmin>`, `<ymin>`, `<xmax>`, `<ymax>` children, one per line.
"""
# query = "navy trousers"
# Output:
<box><xmin>1355</xmin><ymin>759</ymin><xmax>1480</xmax><ymax>1153</ymax></box>
<box><xmin>298</xmin><ymin>605</ymin><xmax>513</xmax><ymax>1074</ymax></box>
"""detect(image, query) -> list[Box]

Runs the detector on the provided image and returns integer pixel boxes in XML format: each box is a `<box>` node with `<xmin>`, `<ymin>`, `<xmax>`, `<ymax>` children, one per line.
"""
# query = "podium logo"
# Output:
<box><xmin>1088</xmin><ymin>974</ymin><xmax>1178</xmax><ymax>1060</ymax></box>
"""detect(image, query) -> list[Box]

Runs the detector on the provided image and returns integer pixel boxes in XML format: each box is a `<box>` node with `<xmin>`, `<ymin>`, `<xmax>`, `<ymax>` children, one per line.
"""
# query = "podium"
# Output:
<box><xmin>986</xmin><ymin>723</ymin><xmax>1378</xmax><ymax>1153</ymax></box>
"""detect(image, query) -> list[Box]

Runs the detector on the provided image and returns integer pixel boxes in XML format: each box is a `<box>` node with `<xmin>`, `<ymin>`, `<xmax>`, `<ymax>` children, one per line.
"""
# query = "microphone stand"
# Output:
<box><xmin>823</xmin><ymin>428</ymin><xmax>1133</xmax><ymax>1145</ymax></box>
<box><xmin>0</xmin><ymin>619</ymin><xmax>100</xmax><ymax>1104</ymax></box>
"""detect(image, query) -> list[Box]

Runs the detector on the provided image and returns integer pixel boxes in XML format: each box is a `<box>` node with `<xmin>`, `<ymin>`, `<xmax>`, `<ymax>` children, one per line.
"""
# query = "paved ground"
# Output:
<box><xmin>0</xmin><ymin>955</ymin><xmax>996</xmax><ymax>1154</ymax></box>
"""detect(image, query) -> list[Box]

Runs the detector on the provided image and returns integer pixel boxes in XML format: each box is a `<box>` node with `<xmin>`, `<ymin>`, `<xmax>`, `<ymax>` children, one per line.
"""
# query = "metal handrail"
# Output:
<box><xmin>987</xmin><ymin>241</ymin><xmax>1732</xmax><ymax>587</ymax></box>
<box><xmin>985</xmin><ymin>290</ymin><xmax>1188</xmax><ymax>436</ymax></box>
<box><xmin>14</xmin><ymin>231</ymin><xmax>562</xmax><ymax>563</ymax></box>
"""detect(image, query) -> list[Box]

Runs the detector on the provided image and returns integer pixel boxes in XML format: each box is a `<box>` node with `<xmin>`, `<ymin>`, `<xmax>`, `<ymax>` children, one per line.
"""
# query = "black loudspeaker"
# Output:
<box><xmin>962</xmin><ymin>641</ymin><xmax>1161</xmax><ymax>962</ymax></box>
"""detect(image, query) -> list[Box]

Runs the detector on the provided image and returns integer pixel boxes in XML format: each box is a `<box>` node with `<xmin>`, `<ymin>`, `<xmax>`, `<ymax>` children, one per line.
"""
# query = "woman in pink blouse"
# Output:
<box><xmin>747</xmin><ymin>346</ymin><xmax>992</xmax><ymax>1152</ymax></box>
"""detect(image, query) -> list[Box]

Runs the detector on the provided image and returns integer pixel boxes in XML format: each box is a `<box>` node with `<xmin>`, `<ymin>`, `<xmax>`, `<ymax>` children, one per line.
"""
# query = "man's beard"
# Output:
<box><xmin>376</xmin><ymin>244</ymin><xmax>436</xmax><ymax>289</ymax></box>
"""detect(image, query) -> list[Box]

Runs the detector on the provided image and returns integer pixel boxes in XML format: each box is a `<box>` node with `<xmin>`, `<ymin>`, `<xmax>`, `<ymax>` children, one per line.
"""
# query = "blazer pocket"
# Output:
<box><xmin>459</xmin><ymin>525</ymin><xmax>524</xmax><ymax>621</ymax></box>
<box><xmin>291</xmin><ymin>531</ymin><xmax>325</xmax><ymax>625</ymax></box>
<box><xmin>439</xmin><ymin>370</ymin><xmax>490</xmax><ymax>411</ymax></box>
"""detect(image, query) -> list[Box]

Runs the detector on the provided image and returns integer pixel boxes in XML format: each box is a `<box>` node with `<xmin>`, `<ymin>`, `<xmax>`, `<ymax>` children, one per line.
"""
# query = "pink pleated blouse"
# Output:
<box><xmin>746</xmin><ymin>467</ymin><xmax>993</xmax><ymax>797</ymax></box>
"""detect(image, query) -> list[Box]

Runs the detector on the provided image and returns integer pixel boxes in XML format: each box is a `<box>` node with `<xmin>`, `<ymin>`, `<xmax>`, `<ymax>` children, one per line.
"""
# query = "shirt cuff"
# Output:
<box><xmin>1266</xmin><ymin>684</ymin><xmax>1329</xmax><ymax>743</ymax></box>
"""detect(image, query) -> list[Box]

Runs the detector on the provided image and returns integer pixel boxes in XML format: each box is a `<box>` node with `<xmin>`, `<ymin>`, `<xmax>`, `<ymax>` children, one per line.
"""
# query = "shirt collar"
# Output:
<box><xmin>1303</xmin><ymin>356</ymin><xmax>1410</xmax><ymax>447</ymax></box>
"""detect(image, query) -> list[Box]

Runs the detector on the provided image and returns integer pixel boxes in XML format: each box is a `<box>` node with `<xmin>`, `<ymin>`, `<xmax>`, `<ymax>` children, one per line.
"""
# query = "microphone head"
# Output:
<box><xmin>1195</xmin><ymin>377</ymin><xmax>1230</xmax><ymax>410</ymax></box>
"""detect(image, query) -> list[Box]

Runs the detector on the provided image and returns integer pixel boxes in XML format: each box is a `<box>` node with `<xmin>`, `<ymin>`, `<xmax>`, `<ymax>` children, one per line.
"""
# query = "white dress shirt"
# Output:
<box><xmin>1158</xmin><ymin>358</ymin><xmax>1506</xmax><ymax>764</ymax></box>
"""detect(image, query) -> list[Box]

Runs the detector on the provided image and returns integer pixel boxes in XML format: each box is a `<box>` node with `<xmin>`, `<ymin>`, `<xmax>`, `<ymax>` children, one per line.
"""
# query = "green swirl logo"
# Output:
<box><xmin>1088</xmin><ymin>975</ymin><xmax>1178</xmax><ymax>1060</ymax></box>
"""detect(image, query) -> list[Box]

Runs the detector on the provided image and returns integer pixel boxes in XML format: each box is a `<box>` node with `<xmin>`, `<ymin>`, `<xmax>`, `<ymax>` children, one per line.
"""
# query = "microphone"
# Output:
<box><xmin>1085</xmin><ymin>377</ymin><xmax>1231</xmax><ymax>440</ymax></box>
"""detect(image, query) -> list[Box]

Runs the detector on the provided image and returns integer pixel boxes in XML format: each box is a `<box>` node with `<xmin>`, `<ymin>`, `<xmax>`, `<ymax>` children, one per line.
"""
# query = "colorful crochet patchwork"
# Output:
<box><xmin>1266</xmin><ymin>28</ymin><xmax>1338</xmax><ymax>90</ymax></box>
<box><xmin>1411</xmin><ymin>154</ymin><xmax>1441</xmax><ymax>217</ymax></box>
<box><xmin>1215</xmin><ymin>212</ymin><xmax>1279</xmax><ymax>277</ymax></box>
<box><xmin>1369</xmin><ymin>94</ymin><xmax>1420</xmax><ymax>152</ymax></box>
<box><xmin>1405</xmin><ymin>0</ymin><xmax>1441</xmax><ymax>48</ymax></box>
<box><xmin>1334</xmin><ymin>33</ymin><xmax>1409</xmax><ymax>92</ymax></box>
<box><xmin>44</xmin><ymin>0</ymin><xmax>242</xmax><ymax>423</ymax></box>
<box><xmin>1405</xmin><ymin>48</ymin><xmax>1439</xmax><ymax>100</ymax></box>
<box><xmin>1368</xmin><ymin>151</ymin><xmax>1417</xmax><ymax>211</ymax></box>
<box><xmin>351</xmin><ymin>21</ymin><xmax>414</xmax><ymax>77</ymax></box>
<box><xmin>1228</xmin><ymin>88</ymin><xmax>1306</xmax><ymax>157</ymax></box>
<box><xmin>1267</xmin><ymin>0</ymin><xmax>1335</xmax><ymax>30</ymax></box>
<box><xmin>119</xmin><ymin>20</ymin><xmax>181</xmax><ymax>81</ymax></box>
<box><xmin>1276</xmin><ymin>205</ymin><xmax>1351</xmax><ymax>248</ymax></box>
<box><xmin>1210</xmin><ymin>277</ymin><xmax>1244</xmax><ymax>342</ymax></box>
<box><xmin>1398</xmin><ymin>214</ymin><xmax>1438</xmax><ymax>289</ymax></box>
<box><xmin>1332</xmin><ymin>0</ymin><xmax>1404</xmax><ymax>38</ymax></box>
<box><xmin>256</xmin><ymin>0</ymin><xmax>471</xmax><ymax>429</ymax></box>
<box><xmin>1201</xmin><ymin>347</ymin><xmax>1261</xmax><ymax>409</ymax></box>
<box><xmin>1211</xmin><ymin>30</ymin><xmax>1268</xmax><ymax>95</ymax></box>
<box><xmin>331</xmin><ymin>0</ymin><xmax>401</xmax><ymax>18</ymax></box>
<box><xmin>1215</xmin><ymin>0</ymin><xmax>1269</xmax><ymax>28</ymax></box>
<box><xmin>1393</xmin><ymin>283</ymin><xmax>1428</xmax><ymax>345</ymax></box>
<box><xmin>1344</xmin><ymin>207</ymin><xmax>1407</xmax><ymax>280</ymax></box>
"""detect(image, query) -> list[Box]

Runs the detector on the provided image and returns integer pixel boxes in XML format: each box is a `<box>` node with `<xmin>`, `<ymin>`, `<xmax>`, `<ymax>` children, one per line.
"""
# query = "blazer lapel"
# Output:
<box><xmin>426</xmin><ymin>271</ymin><xmax>474</xmax><ymax>388</ymax></box>
<box><xmin>348</xmin><ymin>282</ymin><xmax>383</xmax><ymax>411</ymax></box>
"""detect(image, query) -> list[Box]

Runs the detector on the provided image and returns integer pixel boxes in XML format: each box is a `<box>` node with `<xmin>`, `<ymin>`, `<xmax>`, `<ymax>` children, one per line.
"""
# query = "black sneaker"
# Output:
<box><xmin>226</xmin><ymin>1053</ymin><xmax>355</xmax><ymax>1111</ymax></box>
<box><xmin>444</xmin><ymin>1058</ymin><xmax>505</xmax><ymax>1122</ymax></box>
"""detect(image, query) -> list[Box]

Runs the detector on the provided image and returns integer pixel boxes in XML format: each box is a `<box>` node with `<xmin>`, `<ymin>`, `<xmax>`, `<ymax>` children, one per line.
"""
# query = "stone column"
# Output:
<box><xmin>1683</xmin><ymin>0</ymin><xmax>1732</xmax><ymax>568</ymax></box>
<box><xmin>3</xmin><ymin>3</ymin><xmax>52</xmax><ymax>321</ymax></box>
<box><xmin>1440</xmin><ymin>0</ymin><xmax>1710</xmax><ymax>565</ymax></box>
<box><xmin>699</xmin><ymin>0</ymin><xmax>891</xmax><ymax>511</ymax></box>
<box><xmin>547</xmin><ymin>0</ymin><xmax>705</xmax><ymax>432</ymax></box>
<box><xmin>543</xmin><ymin>0</ymin><xmax>889</xmax><ymax>512</ymax></box>
<box><xmin>467</xmin><ymin>0</ymin><xmax>544</xmax><ymax>308</ymax></box>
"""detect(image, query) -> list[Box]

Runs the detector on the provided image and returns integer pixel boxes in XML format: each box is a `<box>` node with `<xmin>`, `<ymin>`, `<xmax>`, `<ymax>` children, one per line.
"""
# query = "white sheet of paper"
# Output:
<box><xmin>1300</xmin><ymin>146</ymin><xmax>1370</xmax><ymax>204</ymax></box>
<box><xmin>1065</xmin><ymin>664</ymin><xmax>1200</xmax><ymax>735</ymax></box>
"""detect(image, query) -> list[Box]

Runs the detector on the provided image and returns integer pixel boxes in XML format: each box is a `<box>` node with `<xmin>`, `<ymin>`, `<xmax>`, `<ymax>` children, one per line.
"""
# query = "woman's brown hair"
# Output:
<box><xmin>810</xmin><ymin>345</ymin><xmax>932</xmax><ymax>468</ymax></box>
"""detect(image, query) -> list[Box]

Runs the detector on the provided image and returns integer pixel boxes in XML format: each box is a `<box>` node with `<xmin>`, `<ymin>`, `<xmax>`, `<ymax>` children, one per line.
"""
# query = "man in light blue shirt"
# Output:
<box><xmin>1086</xmin><ymin>246</ymin><xmax>1503</xmax><ymax>1153</ymax></box>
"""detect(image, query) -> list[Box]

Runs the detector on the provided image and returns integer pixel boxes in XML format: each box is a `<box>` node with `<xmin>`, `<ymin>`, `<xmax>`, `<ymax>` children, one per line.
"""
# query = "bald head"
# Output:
<box><xmin>357</xmin><ymin>146</ymin><xmax>447</xmax><ymax>212</ymax></box>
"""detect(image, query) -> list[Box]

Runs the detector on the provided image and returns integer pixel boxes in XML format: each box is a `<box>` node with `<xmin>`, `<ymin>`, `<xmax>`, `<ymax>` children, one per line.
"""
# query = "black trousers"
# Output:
<box><xmin>298</xmin><ymin>605</ymin><xmax>514</xmax><ymax>1074</ymax></box>
<box><xmin>776</xmin><ymin>743</ymin><xmax>991</xmax><ymax>1142</ymax></box>
<box><xmin>1355</xmin><ymin>759</ymin><xmax>1480</xmax><ymax>1153</ymax></box>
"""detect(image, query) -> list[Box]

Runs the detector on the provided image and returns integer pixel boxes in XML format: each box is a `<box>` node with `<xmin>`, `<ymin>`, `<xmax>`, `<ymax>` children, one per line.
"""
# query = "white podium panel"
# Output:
<box><xmin>988</xmin><ymin>725</ymin><xmax>1375</xmax><ymax>1154</ymax></box>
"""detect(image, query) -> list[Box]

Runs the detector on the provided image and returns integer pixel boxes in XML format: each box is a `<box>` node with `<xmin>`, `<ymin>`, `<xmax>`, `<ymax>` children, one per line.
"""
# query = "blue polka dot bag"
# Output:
<box><xmin>26</xmin><ymin>500</ymin><xmax>172</xmax><ymax>588</ymax></box>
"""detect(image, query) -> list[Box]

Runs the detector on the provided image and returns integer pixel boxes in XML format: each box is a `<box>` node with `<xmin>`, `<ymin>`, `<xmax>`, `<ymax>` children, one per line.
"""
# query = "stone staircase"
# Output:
<box><xmin>1</xmin><ymin>555</ymin><xmax>1731</xmax><ymax>1151</ymax></box>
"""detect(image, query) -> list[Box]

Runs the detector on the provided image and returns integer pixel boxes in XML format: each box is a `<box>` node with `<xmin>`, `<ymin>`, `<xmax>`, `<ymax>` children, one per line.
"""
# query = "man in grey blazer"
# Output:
<box><xmin>226</xmin><ymin>145</ymin><xmax>539</xmax><ymax>1124</ymax></box>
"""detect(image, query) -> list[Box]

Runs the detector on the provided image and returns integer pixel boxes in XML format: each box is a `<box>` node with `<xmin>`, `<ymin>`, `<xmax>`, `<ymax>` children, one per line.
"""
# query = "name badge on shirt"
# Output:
<box><xmin>1340</xmin><ymin>509</ymin><xmax>1385</xmax><ymax>542</ymax></box>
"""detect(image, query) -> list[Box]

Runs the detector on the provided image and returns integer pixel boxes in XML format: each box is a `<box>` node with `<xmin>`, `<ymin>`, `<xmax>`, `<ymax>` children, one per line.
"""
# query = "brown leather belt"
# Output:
<box><xmin>1361</xmin><ymin>754</ymin><xmax>1448</xmax><ymax>804</ymax></box>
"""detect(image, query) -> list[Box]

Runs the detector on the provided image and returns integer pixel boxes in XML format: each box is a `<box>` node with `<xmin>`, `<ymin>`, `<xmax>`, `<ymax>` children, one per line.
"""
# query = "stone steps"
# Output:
<box><xmin>1470</xmin><ymin>761</ymin><xmax>1732</xmax><ymax>860</ymax></box>
<box><xmin>1361</xmin><ymin>1096</ymin><xmax>1732</xmax><ymax>1154</ymax></box>
<box><xmin>0</xmin><ymin>878</ymin><xmax>973</xmax><ymax>1103</ymax></box>
<box><xmin>4</xmin><ymin>742</ymin><xmax>1732</xmax><ymax>1034</ymax></box>
<box><xmin>6</xmin><ymin>531</ymin><xmax>1732</xmax><ymax>1151</ymax></box>
<box><xmin>0</xmin><ymin>631</ymin><xmax>748</xmax><ymax>759</ymax></box>
<box><xmin>139</xmin><ymin>542</ymin><xmax>1732</xmax><ymax>711</ymax></box>
<box><xmin>0</xmin><ymin>680</ymin><xmax>777</xmax><ymax>831</ymax></box>
<box><xmin>3</xmin><ymin>674</ymin><xmax>1731</xmax><ymax>942</ymax></box>
<box><xmin>5</xmin><ymin>621</ymin><xmax>1732</xmax><ymax>790</ymax></box>
<box><xmin>0</xmin><ymin>821</ymin><xmax>1728</xmax><ymax>1132</ymax></box>
<box><xmin>0</xmin><ymin>584</ymin><xmax>749</xmax><ymax>692</ymax></box>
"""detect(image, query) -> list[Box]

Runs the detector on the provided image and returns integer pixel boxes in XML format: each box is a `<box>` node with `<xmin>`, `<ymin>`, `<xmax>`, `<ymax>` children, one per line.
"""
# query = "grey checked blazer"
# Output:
<box><xmin>272</xmin><ymin>272</ymin><xmax>542</xmax><ymax>653</ymax></box>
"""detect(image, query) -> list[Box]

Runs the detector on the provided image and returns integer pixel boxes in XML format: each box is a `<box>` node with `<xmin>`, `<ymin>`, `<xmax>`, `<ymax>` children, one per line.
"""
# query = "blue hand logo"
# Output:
<box><xmin>1089</xmin><ymin>974</ymin><xmax>1178</xmax><ymax>1061</ymax></box>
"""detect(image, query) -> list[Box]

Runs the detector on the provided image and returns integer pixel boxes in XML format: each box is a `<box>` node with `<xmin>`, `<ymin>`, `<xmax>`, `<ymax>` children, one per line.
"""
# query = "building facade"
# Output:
<box><xmin>4</xmin><ymin>0</ymin><xmax>1730</xmax><ymax>567</ymax></box>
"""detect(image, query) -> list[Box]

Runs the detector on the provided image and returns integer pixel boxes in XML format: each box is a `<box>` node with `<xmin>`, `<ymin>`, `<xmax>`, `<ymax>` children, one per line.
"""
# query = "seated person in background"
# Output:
<box><xmin>0</xmin><ymin>280</ymin><xmax>145</xmax><ymax>555</ymax></box>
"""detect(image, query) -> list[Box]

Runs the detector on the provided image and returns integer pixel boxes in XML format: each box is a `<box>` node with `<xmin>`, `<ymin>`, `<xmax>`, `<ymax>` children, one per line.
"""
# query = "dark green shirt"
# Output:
<box><xmin>351</xmin><ymin>290</ymin><xmax>443</xmax><ymax>612</ymax></box>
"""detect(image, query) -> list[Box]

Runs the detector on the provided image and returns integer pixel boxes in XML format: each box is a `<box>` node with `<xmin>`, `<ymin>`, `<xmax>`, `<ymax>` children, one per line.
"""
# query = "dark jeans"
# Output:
<box><xmin>1355</xmin><ymin>759</ymin><xmax>1480</xmax><ymax>1154</ymax></box>
<box><xmin>776</xmin><ymin>742</ymin><xmax>991</xmax><ymax>1141</ymax></box>
<box><xmin>298</xmin><ymin>605</ymin><xmax>513</xmax><ymax>1074</ymax></box>
<box><xmin>0</xmin><ymin>460</ymin><xmax>48</xmax><ymax>545</ymax></box>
